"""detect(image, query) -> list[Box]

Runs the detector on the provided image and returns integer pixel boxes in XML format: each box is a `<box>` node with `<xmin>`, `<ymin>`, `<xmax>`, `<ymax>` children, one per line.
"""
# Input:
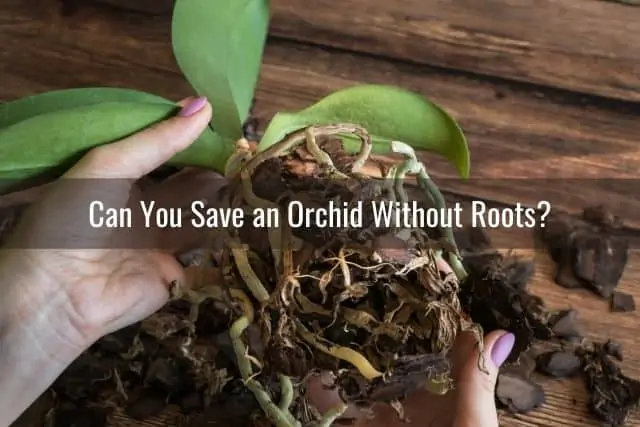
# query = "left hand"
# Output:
<box><xmin>0</xmin><ymin>96</ymin><xmax>223</xmax><ymax>351</ymax></box>
<box><xmin>0</xmin><ymin>96</ymin><xmax>233</xmax><ymax>426</ymax></box>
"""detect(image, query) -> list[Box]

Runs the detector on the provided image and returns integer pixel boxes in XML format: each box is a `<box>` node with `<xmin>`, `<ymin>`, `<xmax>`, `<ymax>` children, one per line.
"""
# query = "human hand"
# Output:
<box><xmin>307</xmin><ymin>330</ymin><xmax>515</xmax><ymax>427</ymax></box>
<box><xmin>0</xmin><ymin>96</ymin><xmax>223</xmax><ymax>351</ymax></box>
<box><xmin>0</xmin><ymin>96</ymin><xmax>236</xmax><ymax>426</ymax></box>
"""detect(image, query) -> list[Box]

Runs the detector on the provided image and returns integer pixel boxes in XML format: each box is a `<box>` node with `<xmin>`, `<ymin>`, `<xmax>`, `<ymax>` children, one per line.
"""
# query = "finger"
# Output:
<box><xmin>67</xmin><ymin>96</ymin><xmax>212</xmax><ymax>179</ymax></box>
<box><xmin>140</xmin><ymin>169</ymin><xmax>229</xmax><ymax>251</ymax></box>
<box><xmin>103</xmin><ymin>252</ymin><xmax>187</xmax><ymax>335</ymax></box>
<box><xmin>137</xmin><ymin>252</ymin><xmax>187</xmax><ymax>312</ymax></box>
<box><xmin>453</xmin><ymin>330</ymin><xmax>515</xmax><ymax>427</ymax></box>
<box><xmin>0</xmin><ymin>182</ymin><xmax>53</xmax><ymax>208</ymax></box>
<box><xmin>449</xmin><ymin>331</ymin><xmax>480</xmax><ymax>379</ymax></box>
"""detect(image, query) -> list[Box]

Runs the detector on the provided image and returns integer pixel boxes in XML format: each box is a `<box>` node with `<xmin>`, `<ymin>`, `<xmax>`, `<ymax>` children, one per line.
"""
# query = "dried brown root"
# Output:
<box><xmin>214</xmin><ymin>123</ymin><xmax>481</xmax><ymax>425</ymax></box>
<box><xmin>170</xmin><ymin>278</ymin><xmax>255</xmax><ymax>325</ymax></box>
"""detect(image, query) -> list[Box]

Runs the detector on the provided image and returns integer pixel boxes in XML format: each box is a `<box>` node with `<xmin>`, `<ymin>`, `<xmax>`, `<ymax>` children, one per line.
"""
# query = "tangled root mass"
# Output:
<box><xmin>176</xmin><ymin>124</ymin><xmax>484</xmax><ymax>426</ymax></box>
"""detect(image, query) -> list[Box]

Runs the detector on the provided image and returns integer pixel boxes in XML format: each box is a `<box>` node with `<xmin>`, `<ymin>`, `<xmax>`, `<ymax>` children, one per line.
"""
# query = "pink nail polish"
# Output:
<box><xmin>491</xmin><ymin>332</ymin><xmax>515</xmax><ymax>368</ymax></box>
<box><xmin>178</xmin><ymin>96</ymin><xmax>208</xmax><ymax>117</ymax></box>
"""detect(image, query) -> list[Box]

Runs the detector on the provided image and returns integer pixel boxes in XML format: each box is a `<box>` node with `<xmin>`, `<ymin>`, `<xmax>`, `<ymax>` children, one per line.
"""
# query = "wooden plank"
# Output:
<box><xmin>2</xmin><ymin>1</ymin><xmax>639</xmax><ymax>229</ymax></box>
<box><xmin>267</xmin><ymin>0</ymin><xmax>640</xmax><ymax>102</ymax></box>
<box><xmin>2</xmin><ymin>4</ymin><xmax>640</xmax><ymax>426</ymax></box>
<box><xmin>90</xmin><ymin>0</ymin><xmax>640</xmax><ymax>102</ymax></box>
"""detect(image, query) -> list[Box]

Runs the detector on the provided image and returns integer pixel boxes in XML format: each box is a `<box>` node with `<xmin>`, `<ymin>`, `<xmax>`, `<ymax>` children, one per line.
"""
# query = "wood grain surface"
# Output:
<box><xmin>268</xmin><ymin>0</ymin><xmax>640</xmax><ymax>102</ymax></box>
<box><xmin>92</xmin><ymin>0</ymin><xmax>640</xmax><ymax>102</ymax></box>
<box><xmin>1</xmin><ymin>0</ymin><xmax>640</xmax><ymax>426</ymax></box>
<box><xmin>2</xmin><ymin>1</ymin><xmax>639</xmax><ymax>225</ymax></box>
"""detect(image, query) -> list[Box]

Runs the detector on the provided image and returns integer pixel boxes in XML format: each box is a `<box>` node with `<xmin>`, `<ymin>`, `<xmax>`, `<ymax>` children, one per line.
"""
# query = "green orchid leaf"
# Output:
<box><xmin>0</xmin><ymin>102</ymin><xmax>234</xmax><ymax>193</ymax></box>
<box><xmin>171</xmin><ymin>0</ymin><xmax>269</xmax><ymax>140</ymax></box>
<box><xmin>0</xmin><ymin>88</ymin><xmax>171</xmax><ymax>130</ymax></box>
<box><xmin>258</xmin><ymin>84</ymin><xmax>469</xmax><ymax>178</ymax></box>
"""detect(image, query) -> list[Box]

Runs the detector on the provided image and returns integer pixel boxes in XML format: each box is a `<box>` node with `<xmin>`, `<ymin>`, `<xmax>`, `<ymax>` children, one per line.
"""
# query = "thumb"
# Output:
<box><xmin>453</xmin><ymin>330</ymin><xmax>515</xmax><ymax>427</ymax></box>
<box><xmin>66</xmin><ymin>96</ymin><xmax>212</xmax><ymax>179</ymax></box>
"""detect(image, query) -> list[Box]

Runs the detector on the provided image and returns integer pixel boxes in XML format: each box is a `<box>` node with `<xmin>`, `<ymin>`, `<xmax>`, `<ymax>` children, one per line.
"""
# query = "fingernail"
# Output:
<box><xmin>178</xmin><ymin>96</ymin><xmax>208</xmax><ymax>117</ymax></box>
<box><xmin>491</xmin><ymin>332</ymin><xmax>515</xmax><ymax>368</ymax></box>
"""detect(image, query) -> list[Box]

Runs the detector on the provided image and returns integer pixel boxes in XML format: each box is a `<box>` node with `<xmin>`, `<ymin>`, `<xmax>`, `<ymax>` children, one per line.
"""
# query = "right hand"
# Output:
<box><xmin>307</xmin><ymin>330</ymin><xmax>515</xmax><ymax>427</ymax></box>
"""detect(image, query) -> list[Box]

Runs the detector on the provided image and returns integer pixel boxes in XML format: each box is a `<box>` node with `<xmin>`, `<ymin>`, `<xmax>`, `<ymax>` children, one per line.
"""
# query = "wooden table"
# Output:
<box><xmin>2</xmin><ymin>0</ymin><xmax>640</xmax><ymax>426</ymax></box>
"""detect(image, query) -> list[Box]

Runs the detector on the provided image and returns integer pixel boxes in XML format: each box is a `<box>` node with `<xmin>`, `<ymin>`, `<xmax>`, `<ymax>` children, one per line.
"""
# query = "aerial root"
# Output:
<box><xmin>311</xmin><ymin>402</ymin><xmax>348</xmax><ymax>427</ymax></box>
<box><xmin>390</xmin><ymin>141</ymin><xmax>467</xmax><ymax>281</ymax></box>
<box><xmin>230</xmin><ymin>315</ymin><xmax>356</xmax><ymax>427</ymax></box>
<box><xmin>279</xmin><ymin>373</ymin><xmax>295</xmax><ymax>412</ymax></box>
<box><xmin>227</xmin><ymin>237</ymin><xmax>271</xmax><ymax>305</ymax></box>
<box><xmin>230</xmin><ymin>316</ymin><xmax>301</xmax><ymax>427</ymax></box>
